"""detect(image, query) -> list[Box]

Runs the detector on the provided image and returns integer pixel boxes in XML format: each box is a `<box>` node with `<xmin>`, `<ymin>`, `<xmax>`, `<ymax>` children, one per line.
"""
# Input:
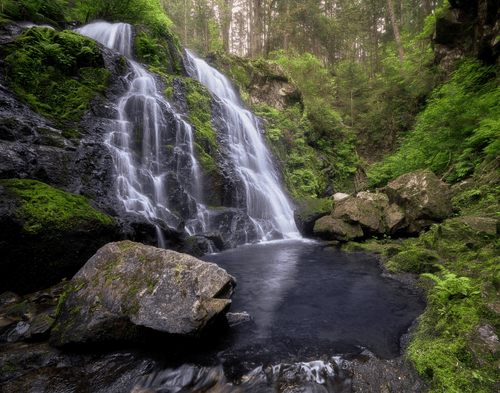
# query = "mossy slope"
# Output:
<box><xmin>0</xmin><ymin>179</ymin><xmax>118</xmax><ymax>294</ymax></box>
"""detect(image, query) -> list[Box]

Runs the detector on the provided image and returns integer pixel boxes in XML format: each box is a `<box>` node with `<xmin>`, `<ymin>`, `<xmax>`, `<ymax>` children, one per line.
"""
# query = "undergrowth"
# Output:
<box><xmin>3</xmin><ymin>26</ymin><xmax>109</xmax><ymax>124</ymax></box>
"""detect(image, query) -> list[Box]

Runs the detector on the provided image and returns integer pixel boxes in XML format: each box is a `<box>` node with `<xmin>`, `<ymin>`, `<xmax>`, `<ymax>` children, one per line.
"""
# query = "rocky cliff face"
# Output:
<box><xmin>0</xmin><ymin>21</ymin><xmax>287</xmax><ymax>294</ymax></box>
<box><xmin>434</xmin><ymin>0</ymin><xmax>500</xmax><ymax>74</ymax></box>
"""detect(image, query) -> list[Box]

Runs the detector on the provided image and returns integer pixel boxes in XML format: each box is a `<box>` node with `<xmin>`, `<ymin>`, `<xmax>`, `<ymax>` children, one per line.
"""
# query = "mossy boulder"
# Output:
<box><xmin>385</xmin><ymin>247</ymin><xmax>441</xmax><ymax>274</ymax></box>
<box><xmin>332</xmin><ymin>196</ymin><xmax>385</xmax><ymax>235</ymax></box>
<box><xmin>0</xmin><ymin>179</ymin><xmax>119</xmax><ymax>294</ymax></box>
<box><xmin>313</xmin><ymin>216</ymin><xmax>363</xmax><ymax>241</ymax></box>
<box><xmin>385</xmin><ymin>170</ymin><xmax>453</xmax><ymax>233</ymax></box>
<box><xmin>293</xmin><ymin>198</ymin><xmax>333</xmax><ymax>237</ymax></box>
<box><xmin>50</xmin><ymin>241</ymin><xmax>236</xmax><ymax>347</ymax></box>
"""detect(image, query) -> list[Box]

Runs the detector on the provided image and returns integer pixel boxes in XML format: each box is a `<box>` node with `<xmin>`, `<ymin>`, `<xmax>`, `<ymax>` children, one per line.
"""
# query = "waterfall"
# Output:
<box><xmin>76</xmin><ymin>21</ymin><xmax>299</xmax><ymax>246</ymax></box>
<box><xmin>77</xmin><ymin>21</ymin><xmax>207</xmax><ymax>242</ymax></box>
<box><xmin>184</xmin><ymin>50</ymin><xmax>299</xmax><ymax>239</ymax></box>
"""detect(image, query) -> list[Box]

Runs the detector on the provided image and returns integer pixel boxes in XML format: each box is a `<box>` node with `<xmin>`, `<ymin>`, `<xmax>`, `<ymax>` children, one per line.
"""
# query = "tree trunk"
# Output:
<box><xmin>252</xmin><ymin>0</ymin><xmax>262</xmax><ymax>57</ymax></box>
<box><xmin>222</xmin><ymin>0</ymin><xmax>233</xmax><ymax>52</ymax></box>
<box><xmin>386</xmin><ymin>0</ymin><xmax>405</xmax><ymax>62</ymax></box>
<box><xmin>184</xmin><ymin>0</ymin><xmax>188</xmax><ymax>46</ymax></box>
<box><xmin>284</xmin><ymin>0</ymin><xmax>290</xmax><ymax>51</ymax></box>
<box><xmin>422</xmin><ymin>0</ymin><xmax>432</xmax><ymax>16</ymax></box>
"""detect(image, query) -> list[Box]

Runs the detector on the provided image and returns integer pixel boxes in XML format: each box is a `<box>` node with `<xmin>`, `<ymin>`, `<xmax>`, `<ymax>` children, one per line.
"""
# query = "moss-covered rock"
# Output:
<box><xmin>3</xmin><ymin>26</ymin><xmax>109</xmax><ymax>124</ymax></box>
<box><xmin>214</xmin><ymin>54</ymin><xmax>302</xmax><ymax>110</ymax></box>
<box><xmin>50</xmin><ymin>241</ymin><xmax>236</xmax><ymax>346</ymax></box>
<box><xmin>385</xmin><ymin>247</ymin><xmax>441</xmax><ymax>274</ymax></box>
<box><xmin>293</xmin><ymin>198</ymin><xmax>333</xmax><ymax>237</ymax></box>
<box><xmin>332</xmin><ymin>196</ymin><xmax>385</xmax><ymax>235</ymax></box>
<box><xmin>313</xmin><ymin>216</ymin><xmax>363</xmax><ymax>241</ymax></box>
<box><xmin>0</xmin><ymin>179</ymin><xmax>119</xmax><ymax>294</ymax></box>
<box><xmin>384</xmin><ymin>170</ymin><xmax>453</xmax><ymax>233</ymax></box>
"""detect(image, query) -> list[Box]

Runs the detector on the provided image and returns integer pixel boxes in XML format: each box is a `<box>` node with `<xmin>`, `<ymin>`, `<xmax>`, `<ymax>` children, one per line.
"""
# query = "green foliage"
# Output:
<box><xmin>184</xmin><ymin>78</ymin><xmax>219</xmax><ymax>173</ymax></box>
<box><xmin>0</xmin><ymin>0</ymin><xmax>67</xmax><ymax>27</ymax></box>
<box><xmin>4</xmin><ymin>27</ymin><xmax>108</xmax><ymax>122</ymax></box>
<box><xmin>368</xmin><ymin>59</ymin><xmax>499</xmax><ymax>187</ymax></box>
<box><xmin>135</xmin><ymin>27</ymin><xmax>183</xmax><ymax>75</ymax></box>
<box><xmin>1</xmin><ymin>179</ymin><xmax>114</xmax><ymax>236</ymax></box>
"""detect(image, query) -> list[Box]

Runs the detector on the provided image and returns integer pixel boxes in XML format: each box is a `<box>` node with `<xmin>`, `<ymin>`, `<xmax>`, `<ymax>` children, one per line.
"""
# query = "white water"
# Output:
<box><xmin>76</xmin><ymin>22</ymin><xmax>207</xmax><ymax>240</ymax></box>
<box><xmin>184</xmin><ymin>50</ymin><xmax>300</xmax><ymax>239</ymax></box>
<box><xmin>76</xmin><ymin>21</ymin><xmax>299</xmax><ymax>244</ymax></box>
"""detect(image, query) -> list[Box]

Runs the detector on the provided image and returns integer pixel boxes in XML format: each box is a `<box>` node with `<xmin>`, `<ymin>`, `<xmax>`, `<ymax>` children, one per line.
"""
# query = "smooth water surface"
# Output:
<box><xmin>202</xmin><ymin>240</ymin><xmax>425</xmax><ymax>361</ymax></box>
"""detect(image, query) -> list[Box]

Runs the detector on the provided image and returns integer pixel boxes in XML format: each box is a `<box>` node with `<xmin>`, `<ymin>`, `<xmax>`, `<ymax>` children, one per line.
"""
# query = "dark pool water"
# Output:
<box><xmin>201</xmin><ymin>240</ymin><xmax>425</xmax><ymax>362</ymax></box>
<box><xmin>1</xmin><ymin>240</ymin><xmax>426</xmax><ymax>393</ymax></box>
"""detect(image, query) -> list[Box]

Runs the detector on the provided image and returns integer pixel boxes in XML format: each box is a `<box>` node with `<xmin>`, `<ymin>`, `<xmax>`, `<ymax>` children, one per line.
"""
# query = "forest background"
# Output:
<box><xmin>1</xmin><ymin>0</ymin><xmax>500</xmax><ymax>392</ymax></box>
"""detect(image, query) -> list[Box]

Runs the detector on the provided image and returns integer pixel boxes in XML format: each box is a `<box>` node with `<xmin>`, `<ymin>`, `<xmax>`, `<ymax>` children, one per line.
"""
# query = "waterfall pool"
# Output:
<box><xmin>0</xmin><ymin>241</ymin><xmax>426</xmax><ymax>392</ymax></box>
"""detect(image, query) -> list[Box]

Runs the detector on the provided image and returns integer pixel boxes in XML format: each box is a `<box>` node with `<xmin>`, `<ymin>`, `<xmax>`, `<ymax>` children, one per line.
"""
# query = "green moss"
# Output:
<box><xmin>5</xmin><ymin>301</ymin><xmax>35</xmax><ymax>318</ymax></box>
<box><xmin>1</xmin><ymin>179</ymin><xmax>114</xmax><ymax>236</ymax></box>
<box><xmin>134</xmin><ymin>26</ymin><xmax>183</xmax><ymax>76</ymax></box>
<box><xmin>55</xmin><ymin>283</ymin><xmax>73</xmax><ymax>316</ymax></box>
<box><xmin>164</xmin><ymin>86</ymin><xmax>174</xmax><ymax>99</ymax></box>
<box><xmin>183</xmin><ymin>78</ymin><xmax>220</xmax><ymax>174</ymax></box>
<box><xmin>4</xmin><ymin>27</ymin><xmax>109</xmax><ymax>124</ymax></box>
<box><xmin>117</xmin><ymin>240</ymin><xmax>136</xmax><ymax>252</ymax></box>
<box><xmin>298</xmin><ymin>199</ymin><xmax>333</xmax><ymax>219</ymax></box>
<box><xmin>385</xmin><ymin>247</ymin><xmax>441</xmax><ymax>274</ymax></box>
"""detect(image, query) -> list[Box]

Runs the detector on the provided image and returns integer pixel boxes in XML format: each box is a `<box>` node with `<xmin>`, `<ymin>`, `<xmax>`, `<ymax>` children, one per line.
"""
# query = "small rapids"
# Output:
<box><xmin>131</xmin><ymin>359</ymin><xmax>350</xmax><ymax>393</ymax></box>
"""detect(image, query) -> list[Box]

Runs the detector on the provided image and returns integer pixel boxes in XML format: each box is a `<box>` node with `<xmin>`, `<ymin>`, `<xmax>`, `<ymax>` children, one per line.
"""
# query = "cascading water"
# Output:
<box><xmin>184</xmin><ymin>50</ymin><xmax>300</xmax><ymax>239</ymax></box>
<box><xmin>76</xmin><ymin>21</ymin><xmax>298</xmax><ymax>246</ymax></box>
<box><xmin>76</xmin><ymin>22</ymin><xmax>209</xmax><ymax>243</ymax></box>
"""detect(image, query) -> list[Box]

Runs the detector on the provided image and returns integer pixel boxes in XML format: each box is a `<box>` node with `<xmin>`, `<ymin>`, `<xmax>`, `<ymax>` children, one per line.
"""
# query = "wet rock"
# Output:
<box><xmin>294</xmin><ymin>199</ymin><xmax>333</xmax><ymax>237</ymax></box>
<box><xmin>202</xmin><ymin>230</ymin><xmax>225</xmax><ymax>251</ymax></box>
<box><xmin>343</xmin><ymin>349</ymin><xmax>425</xmax><ymax>392</ymax></box>
<box><xmin>313</xmin><ymin>216</ymin><xmax>364</xmax><ymax>241</ymax></box>
<box><xmin>50</xmin><ymin>241</ymin><xmax>236</xmax><ymax>346</ymax></box>
<box><xmin>226</xmin><ymin>311</ymin><xmax>252</xmax><ymax>327</ymax></box>
<box><xmin>384</xmin><ymin>170</ymin><xmax>452</xmax><ymax>234</ymax></box>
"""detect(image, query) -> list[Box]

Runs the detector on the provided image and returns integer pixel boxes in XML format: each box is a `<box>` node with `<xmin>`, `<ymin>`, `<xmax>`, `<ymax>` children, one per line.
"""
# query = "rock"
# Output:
<box><xmin>332</xmin><ymin>192</ymin><xmax>350</xmax><ymax>202</ymax></box>
<box><xmin>50</xmin><ymin>241</ymin><xmax>236</xmax><ymax>346</ymax></box>
<box><xmin>0</xmin><ymin>179</ymin><xmax>120</xmax><ymax>294</ymax></box>
<box><xmin>202</xmin><ymin>230</ymin><xmax>225</xmax><ymax>251</ymax></box>
<box><xmin>383</xmin><ymin>203</ymin><xmax>407</xmax><ymax>234</ymax></box>
<box><xmin>385</xmin><ymin>170</ymin><xmax>452</xmax><ymax>233</ymax></box>
<box><xmin>476</xmin><ymin>325</ymin><xmax>500</xmax><ymax>354</ymax></box>
<box><xmin>293</xmin><ymin>199</ymin><xmax>333</xmax><ymax>237</ymax></box>
<box><xmin>226</xmin><ymin>311</ymin><xmax>252</xmax><ymax>326</ymax></box>
<box><xmin>313</xmin><ymin>216</ymin><xmax>364</xmax><ymax>241</ymax></box>
<box><xmin>331</xmin><ymin>196</ymin><xmax>385</xmax><ymax>235</ymax></box>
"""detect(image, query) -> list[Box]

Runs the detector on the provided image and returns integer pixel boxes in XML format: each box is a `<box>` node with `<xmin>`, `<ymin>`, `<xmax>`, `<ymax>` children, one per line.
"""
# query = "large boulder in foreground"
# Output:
<box><xmin>50</xmin><ymin>241</ymin><xmax>235</xmax><ymax>347</ymax></box>
<box><xmin>385</xmin><ymin>170</ymin><xmax>452</xmax><ymax>233</ymax></box>
<box><xmin>294</xmin><ymin>199</ymin><xmax>333</xmax><ymax>237</ymax></box>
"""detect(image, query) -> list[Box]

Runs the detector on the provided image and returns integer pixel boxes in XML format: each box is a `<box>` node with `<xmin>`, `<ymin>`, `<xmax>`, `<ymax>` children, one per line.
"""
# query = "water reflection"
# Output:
<box><xmin>202</xmin><ymin>240</ymin><xmax>425</xmax><ymax>360</ymax></box>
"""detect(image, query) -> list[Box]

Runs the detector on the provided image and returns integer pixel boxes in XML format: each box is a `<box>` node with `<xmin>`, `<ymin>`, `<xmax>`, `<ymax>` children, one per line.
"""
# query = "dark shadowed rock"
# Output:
<box><xmin>313</xmin><ymin>216</ymin><xmax>364</xmax><ymax>241</ymax></box>
<box><xmin>0</xmin><ymin>180</ymin><xmax>120</xmax><ymax>295</ymax></box>
<box><xmin>50</xmin><ymin>241</ymin><xmax>236</xmax><ymax>347</ymax></box>
<box><xmin>293</xmin><ymin>199</ymin><xmax>333</xmax><ymax>237</ymax></box>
